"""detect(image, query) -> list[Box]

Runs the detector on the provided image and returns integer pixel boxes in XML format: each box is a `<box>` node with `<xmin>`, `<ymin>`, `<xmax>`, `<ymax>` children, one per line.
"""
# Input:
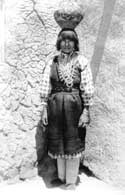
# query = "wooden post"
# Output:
<box><xmin>0</xmin><ymin>0</ymin><xmax>5</xmax><ymax>63</ymax></box>
<box><xmin>90</xmin><ymin>0</ymin><xmax>116</xmax><ymax>83</ymax></box>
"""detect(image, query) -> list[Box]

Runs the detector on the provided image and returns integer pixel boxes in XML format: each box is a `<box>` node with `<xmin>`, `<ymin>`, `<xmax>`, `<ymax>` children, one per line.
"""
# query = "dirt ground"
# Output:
<box><xmin>0</xmin><ymin>172</ymin><xmax>124</xmax><ymax>195</ymax></box>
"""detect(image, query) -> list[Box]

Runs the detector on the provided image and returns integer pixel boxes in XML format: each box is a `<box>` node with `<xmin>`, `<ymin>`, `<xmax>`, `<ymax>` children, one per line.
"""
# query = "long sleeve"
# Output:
<box><xmin>78</xmin><ymin>55</ymin><xmax>94</xmax><ymax>106</ymax></box>
<box><xmin>40</xmin><ymin>60</ymin><xmax>52</xmax><ymax>105</ymax></box>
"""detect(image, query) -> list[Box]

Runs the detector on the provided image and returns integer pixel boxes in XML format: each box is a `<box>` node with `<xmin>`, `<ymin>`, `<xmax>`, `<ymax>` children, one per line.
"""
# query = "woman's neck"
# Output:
<box><xmin>61</xmin><ymin>51</ymin><xmax>74</xmax><ymax>60</ymax></box>
<box><xmin>59</xmin><ymin>51</ymin><xmax>78</xmax><ymax>66</ymax></box>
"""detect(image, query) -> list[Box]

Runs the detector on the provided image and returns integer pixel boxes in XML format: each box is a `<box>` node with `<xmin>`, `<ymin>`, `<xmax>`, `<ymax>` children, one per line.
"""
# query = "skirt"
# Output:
<box><xmin>47</xmin><ymin>90</ymin><xmax>86</xmax><ymax>159</ymax></box>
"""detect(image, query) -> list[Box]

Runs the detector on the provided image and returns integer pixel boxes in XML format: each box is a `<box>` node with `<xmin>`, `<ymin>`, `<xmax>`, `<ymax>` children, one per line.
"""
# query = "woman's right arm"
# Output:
<box><xmin>40</xmin><ymin>61</ymin><xmax>52</xmax><ymax>126</ymax></box>
<box><xmin>40</xmin><ymin>64</ymin><xmax>52</xmax><ymax>106</ymax></box>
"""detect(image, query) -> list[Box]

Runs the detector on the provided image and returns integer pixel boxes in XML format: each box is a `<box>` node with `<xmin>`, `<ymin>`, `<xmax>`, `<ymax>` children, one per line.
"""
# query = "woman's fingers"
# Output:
<box><xmin>41</xmin><ymin>108</ymin><xmax>48</xmax><ymax>126</ymax></box>
<box><xmin>81</xmin><ymin>122</ymin><xmax>88</xmax><ymax>128</ymax></box>
<box><xmin>42</xmin><ymin>115</ymin><xmax>48</xmax><ymax>126</ymax></box>
<box><xmin>78</xmin><ymin>119</ymin><xmax>90</xmax><ymax>128</ymax></box>
<box><xmin>44</xmin><ymin>117</ymin><xmax>48</xmax><ymax>126</ymax></box>
<box><xmin>78</xmin><ymin>118</ymin><xmax>83</xmax><ymax>127</ymax></box>
<box><xmin>78</xmin><ymin>117</ymin><xmax>86</xmax><ymax>127</ymax></box>
<box><xmin>78</xmin><ymin>112</ymin><xmax>90</xmax><ymax>128</ymax></box>
<box><xmin>78</xmin><ymin>120</ymin><xmax>86</xmax><ymax>128</ymax></box>
<box><xmin>82</xmin><ymin>123</ymin><xmax>86</xmax><ymax>127</ymax></box>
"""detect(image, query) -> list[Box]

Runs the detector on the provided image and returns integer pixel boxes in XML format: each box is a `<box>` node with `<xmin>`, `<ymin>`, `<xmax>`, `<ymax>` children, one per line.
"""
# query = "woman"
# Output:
<box><xmin>40</xmin><ymin>28</ymin><xmax>94</xmax><ymax>190</ymax></box>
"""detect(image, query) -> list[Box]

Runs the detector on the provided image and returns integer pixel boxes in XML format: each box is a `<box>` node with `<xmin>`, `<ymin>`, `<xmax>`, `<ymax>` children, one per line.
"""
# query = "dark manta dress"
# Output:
<box><xmin>47</xmin><ymin>55</ymin><xmax>87</xmax><ymax>159</ymax></box>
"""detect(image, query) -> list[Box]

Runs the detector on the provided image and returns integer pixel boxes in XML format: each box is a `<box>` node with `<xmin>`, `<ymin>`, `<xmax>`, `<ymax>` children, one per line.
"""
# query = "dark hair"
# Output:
<box><xmin>56</xmin><ymin>28</ymin><xmax>79</xmax><ymax>51</ymax></box>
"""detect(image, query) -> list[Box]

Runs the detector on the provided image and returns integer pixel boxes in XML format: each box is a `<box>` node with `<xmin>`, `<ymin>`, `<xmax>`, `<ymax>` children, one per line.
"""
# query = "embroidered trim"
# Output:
<box><xmin>48</xmin><ymin>150</ymin><xmax>84</xmax><ymax>159</ymax></box>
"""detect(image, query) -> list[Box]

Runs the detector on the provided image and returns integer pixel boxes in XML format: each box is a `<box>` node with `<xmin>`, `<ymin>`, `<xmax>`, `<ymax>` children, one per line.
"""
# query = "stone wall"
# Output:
<box><xmin>0</xmin><ymin>0</ymin><xmax>124</xmax><ymax>189</ymax></box>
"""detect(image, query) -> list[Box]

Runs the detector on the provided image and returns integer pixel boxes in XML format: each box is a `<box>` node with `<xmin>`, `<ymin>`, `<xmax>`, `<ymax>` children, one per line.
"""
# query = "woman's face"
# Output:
<box><xmin>60</xmin><ymin>31</ymin><xmax>75</xmax><ymax>54</ymax></box>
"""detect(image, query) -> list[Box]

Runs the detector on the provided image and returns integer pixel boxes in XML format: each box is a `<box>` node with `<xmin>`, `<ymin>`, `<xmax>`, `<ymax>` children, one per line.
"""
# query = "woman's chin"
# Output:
<box><xmin>62</xmin><ymin>50</ymin><xmax>72</xmax><ymax>54</ymax></box>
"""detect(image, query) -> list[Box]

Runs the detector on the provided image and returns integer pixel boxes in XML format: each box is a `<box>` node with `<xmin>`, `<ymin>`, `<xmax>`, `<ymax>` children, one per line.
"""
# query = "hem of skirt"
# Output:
<box><xmin>48</xmin><ymin>150</ymin><xmax>84</xmax><ymax>159</ymax></box>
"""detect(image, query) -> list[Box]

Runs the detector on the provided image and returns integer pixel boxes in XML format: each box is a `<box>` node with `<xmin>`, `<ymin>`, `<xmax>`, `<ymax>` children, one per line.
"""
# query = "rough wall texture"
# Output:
<box><xmin>0</xmin><ymin>0</ymin><xmax>125</xmax><ymax>189</ymax></box>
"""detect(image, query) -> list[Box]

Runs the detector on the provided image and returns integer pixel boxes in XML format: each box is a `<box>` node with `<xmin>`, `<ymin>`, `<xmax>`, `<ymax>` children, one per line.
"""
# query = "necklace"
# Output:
<box><xmin>58</xmin><ymin>52</ymin><xmax>76</xmax><ymax>88</ymax></box>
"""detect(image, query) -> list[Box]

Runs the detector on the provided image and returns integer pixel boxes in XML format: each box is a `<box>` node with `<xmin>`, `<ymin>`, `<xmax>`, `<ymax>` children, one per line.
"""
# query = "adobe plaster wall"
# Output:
<box><xmin>0</xmin><ymin>0</ymin><xmax>124</xmax><ymax>189</ymax></box>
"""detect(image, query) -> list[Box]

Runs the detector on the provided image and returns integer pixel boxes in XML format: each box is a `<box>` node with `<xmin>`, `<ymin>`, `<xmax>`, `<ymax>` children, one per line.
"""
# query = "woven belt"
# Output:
<box><xmin>52</xmin><ymin>86</ymin><xmax>79</xmax><ymax>93</ymax></box>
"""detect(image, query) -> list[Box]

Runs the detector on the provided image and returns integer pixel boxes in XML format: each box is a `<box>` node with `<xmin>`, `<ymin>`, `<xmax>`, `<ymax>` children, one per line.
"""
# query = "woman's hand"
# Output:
<box><xmin>78</xmin><ymin>108</ymin><xmax>90</xmax><ymax>128</ymax></box>
<box><xmin>40</xmin><ymin>105</ymin><xmax>48</xmax><ymax>127</ymax></box>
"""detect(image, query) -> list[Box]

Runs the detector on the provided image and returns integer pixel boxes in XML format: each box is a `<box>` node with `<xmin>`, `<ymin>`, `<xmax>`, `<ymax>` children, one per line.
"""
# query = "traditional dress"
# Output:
<box><xmin>40</xmin><ymin>52</ymin><xmax>94</xmax><ymax>159</ymax></box>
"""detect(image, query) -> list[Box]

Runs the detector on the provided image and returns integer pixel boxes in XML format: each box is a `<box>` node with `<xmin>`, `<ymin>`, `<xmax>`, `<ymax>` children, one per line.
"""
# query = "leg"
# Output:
<box><xmin>51</xmin><ymin>158</ymin><xmax>65</xmax><ymax>187</ymax></box>
<box><xmin>66</xmin><ymin>158</ymin><xmax>80</xmax><ymax>185</ymax></box>
<box><xmin>57</xmin><ymin>158</ymin><xmax>66</xmax><ymax>182</ymax></box>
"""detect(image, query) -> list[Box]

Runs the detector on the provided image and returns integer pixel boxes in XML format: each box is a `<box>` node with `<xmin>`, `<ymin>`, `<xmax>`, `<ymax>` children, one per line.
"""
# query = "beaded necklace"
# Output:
<box><xmin>58</xmin><ymin>52</ymin><xmax>77</xmax><ymax>88</ymax></box>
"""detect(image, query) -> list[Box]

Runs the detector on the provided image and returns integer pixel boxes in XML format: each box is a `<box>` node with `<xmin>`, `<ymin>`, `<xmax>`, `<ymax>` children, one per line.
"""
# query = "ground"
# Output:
<box><xmin>0</xmin><ymin>173</ymin><xmax>124</xmax><ymax>195</ymax></box>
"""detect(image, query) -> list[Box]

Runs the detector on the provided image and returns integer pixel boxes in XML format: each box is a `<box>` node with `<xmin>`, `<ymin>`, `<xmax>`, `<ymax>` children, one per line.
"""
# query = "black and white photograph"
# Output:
<box><xmin>0</xmin><ymin>0</ymin><xmax>124</xmax><ymax>194</ymax></box>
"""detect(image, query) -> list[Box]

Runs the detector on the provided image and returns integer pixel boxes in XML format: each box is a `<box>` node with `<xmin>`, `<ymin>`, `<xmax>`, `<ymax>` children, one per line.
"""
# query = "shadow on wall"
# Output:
<box><xmin>35</xmin><ymin>122</ymin><xmax>57</xmax><ymax>187</ymax></box>
<box><xmin>35</xmin><ymin>119</ymin><xmax>97</xmax><ymax>188</ymax></box>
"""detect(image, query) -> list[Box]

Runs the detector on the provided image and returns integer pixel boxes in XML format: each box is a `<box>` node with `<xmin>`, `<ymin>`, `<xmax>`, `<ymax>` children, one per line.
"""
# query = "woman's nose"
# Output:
<box><xmin>65</xmin><ymin>39</ymin><xmax>69</xmax><ymax>46</ymax></box>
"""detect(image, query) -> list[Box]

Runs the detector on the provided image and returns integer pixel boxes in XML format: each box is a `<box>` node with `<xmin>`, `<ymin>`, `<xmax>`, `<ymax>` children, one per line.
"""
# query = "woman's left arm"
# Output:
<box><xmin>78</xmin><ymin>58</ymin><xmax>94</xmax><ymax>127</ymax></box>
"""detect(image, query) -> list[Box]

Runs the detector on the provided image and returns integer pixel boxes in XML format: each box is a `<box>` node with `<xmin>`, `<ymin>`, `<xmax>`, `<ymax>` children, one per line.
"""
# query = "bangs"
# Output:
<box><xmin>59</xmin><ymin>30</ymin><xmax>77</xmax><ymax>41</ymax></box>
